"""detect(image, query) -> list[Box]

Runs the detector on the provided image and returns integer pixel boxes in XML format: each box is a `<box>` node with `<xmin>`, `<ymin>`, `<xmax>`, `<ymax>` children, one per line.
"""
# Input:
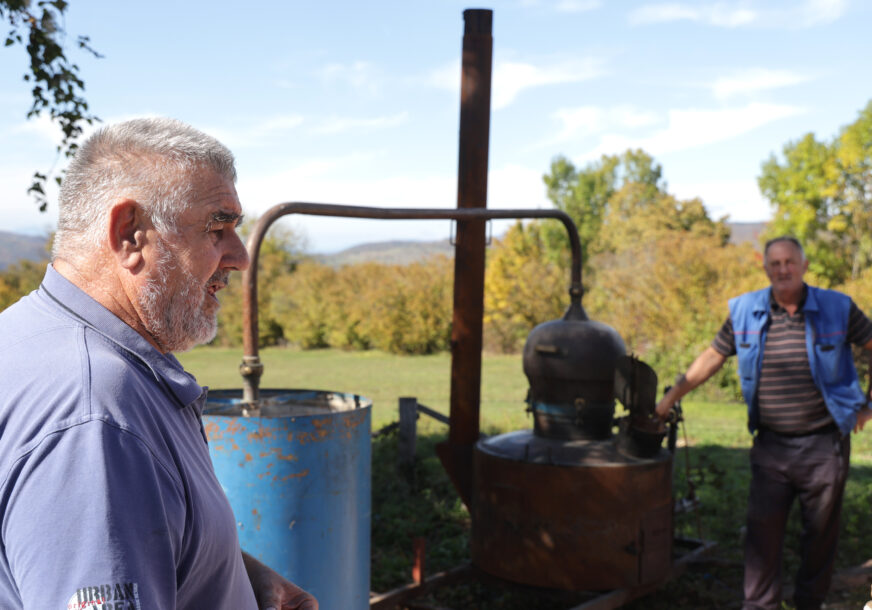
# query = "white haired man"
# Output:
<box><xmin>656</xmin><ymin>236</ymin><xmax>872</xmax><ymax>610</ymax></box>
<box><xmin>0</xmin><ymin>118</ymin><xmax>317</xmax><ymax>609</ymax></box>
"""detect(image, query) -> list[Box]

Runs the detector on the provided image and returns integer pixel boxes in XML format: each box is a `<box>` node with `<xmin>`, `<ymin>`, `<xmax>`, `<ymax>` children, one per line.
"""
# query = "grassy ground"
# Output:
<box><xmin>179</xmin><ymin>347</ymin><xmax>872</xmax><ymax>609</ymax></box>
<box><xmin>178</xmin><ymin>346</ymin><xmax>531</xmax><ymax>432</ymax></box>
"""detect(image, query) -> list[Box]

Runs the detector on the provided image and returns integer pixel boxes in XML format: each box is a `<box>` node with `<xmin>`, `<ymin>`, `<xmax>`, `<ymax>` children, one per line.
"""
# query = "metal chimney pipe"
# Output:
<box><xmin>437</xmin><ymin>8</ymin><xmax>493</xmax><ymax>508</ymax></box>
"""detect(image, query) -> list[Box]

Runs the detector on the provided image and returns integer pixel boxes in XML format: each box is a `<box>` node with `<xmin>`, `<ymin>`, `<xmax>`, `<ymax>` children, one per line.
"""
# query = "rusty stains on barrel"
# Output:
<box><xmin>204</xmin><ymin>388</ymin><xmax>372</xmax><ymax>609</ymax></box>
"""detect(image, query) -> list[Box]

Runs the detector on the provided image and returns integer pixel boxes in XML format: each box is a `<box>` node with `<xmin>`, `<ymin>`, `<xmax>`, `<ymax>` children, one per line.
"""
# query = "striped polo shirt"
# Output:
<box><xmin>713</xmin><ymin>286</ymin><xmax>872</xmax><ymax>434</ymax></box>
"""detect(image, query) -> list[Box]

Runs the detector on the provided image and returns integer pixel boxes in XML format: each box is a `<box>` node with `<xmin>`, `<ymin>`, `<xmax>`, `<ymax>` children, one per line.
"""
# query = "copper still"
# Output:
<box><xmin>470</xmin><ymin>300</ymin><xmax>674</xmax><ymax>591</ymax></box>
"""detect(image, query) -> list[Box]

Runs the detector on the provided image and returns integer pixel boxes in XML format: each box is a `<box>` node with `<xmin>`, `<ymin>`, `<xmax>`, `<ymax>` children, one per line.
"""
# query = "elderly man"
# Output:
<box><xmin>0</xmin><ymin>118</ymin><xmax>317</xmax><ymax>609</ymax></box>
<box><xmin>656</xmin><ymin>236</ymin><xmax>872</xmax><ymax>610</ymax></box>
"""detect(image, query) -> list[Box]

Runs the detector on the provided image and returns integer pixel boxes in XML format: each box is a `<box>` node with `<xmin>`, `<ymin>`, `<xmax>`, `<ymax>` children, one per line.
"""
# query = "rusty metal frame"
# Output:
<box><xmin>366</xmin><ymin>538</ymin><xmax>716</xmax><ymax>609</ymax></box>
<box><xmin>238</xmin><ymin>202</ymin><xmax>583</xmax><ymax>403</ymax></box>
<box><xmin>564</xmin><ymin>538</ymin><xmax>717</xmax><ymax>610</ymax></box>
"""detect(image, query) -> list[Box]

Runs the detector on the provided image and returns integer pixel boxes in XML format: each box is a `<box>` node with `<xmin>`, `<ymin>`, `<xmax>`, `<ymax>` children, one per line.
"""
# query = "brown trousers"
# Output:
<box><xmin>742</xmin><ymin>427</ymin><xmax>850</xmax><ymax>610</ymax></box>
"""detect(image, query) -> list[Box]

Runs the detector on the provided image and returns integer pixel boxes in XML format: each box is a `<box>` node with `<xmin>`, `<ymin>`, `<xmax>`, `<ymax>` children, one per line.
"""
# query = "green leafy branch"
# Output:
<box><xmin>1</xmin><ymin>0</ymin><xmax>101</xmax><ymax>211</ymax></box>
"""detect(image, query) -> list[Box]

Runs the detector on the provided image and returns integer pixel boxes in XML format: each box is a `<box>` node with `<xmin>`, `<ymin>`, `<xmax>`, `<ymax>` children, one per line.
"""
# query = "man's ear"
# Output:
<box><xmin>108</xmin><ymin>199</ymin><xmax>147</xmax><ymax>270</ymax></box>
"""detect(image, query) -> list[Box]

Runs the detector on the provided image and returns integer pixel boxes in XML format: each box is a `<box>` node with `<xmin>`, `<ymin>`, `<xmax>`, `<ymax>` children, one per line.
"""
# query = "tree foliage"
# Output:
<box><xmin>541</xmin><ymin>152</ymin><xmax>620</xmax><ymax>267</ymax></box>
<box><xmin>214</xmin><ymin>220</ymin><xmax>304</xmax><ymax>348</ymax></box>
<box><xmin>587</xmin><ymin>234</ymin><xmax>764</xmax><ymax>398</ymax></box>
<box><xmin>760</xmin><ymin>100</ymin><xmax>872</xmax><ymax>286</ymax></box>
<box><xmin>541</xmin><ymin>147</ymin><xmax>743</xmax><ymax>397</ymax></box>
<box><xmin>273</xmin><ymin>258</ymin><xmax>454</xmax><ymax>355</ymax></box>
<box><xmin>0</xmin><ymin>259</ymin><xmax>46</xmax><ymax>310</ymax></box>
<box><xmin>542</xmin><ymin>149</ymin><xmax>729</xmax><ymax>276</ymax></box>
<box><xmin>483</xmin><ymin>221</ymin><xmax>566</xmax><ymax>353</ymax></box>
<box><xmin>8</xmin><ymin>98</ymin><xmax>872</xmax><ymax>404</ymax></box>
<box><xmin>1</xmin><ymin>0</ymin><xmax>100</xmax><ymax>211</ymax></box>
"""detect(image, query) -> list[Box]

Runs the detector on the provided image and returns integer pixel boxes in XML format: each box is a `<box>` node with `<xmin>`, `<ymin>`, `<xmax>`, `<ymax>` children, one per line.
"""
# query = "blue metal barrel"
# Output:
<box><xmin>203</xmin><ymin>388</ymin><xmax>372</xmax><ymax>610</ymax></box>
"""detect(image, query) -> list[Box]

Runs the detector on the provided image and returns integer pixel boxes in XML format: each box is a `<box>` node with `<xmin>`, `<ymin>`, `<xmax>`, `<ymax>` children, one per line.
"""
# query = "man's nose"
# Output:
<box><xmin>224</xmin><ymin>231</ymin><xmax>251</xmax><ymax>271</ymax></box>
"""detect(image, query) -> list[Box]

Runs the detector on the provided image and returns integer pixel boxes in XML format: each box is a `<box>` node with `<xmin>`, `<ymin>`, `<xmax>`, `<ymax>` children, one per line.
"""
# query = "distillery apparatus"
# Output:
<box><xmin>471</xmin><ymin>303</ymin><xmax>674</xmax><ymax>591</ymax></box>
<box><xmin>223</xmin><ymin>9</ymin><xmax>705</xmax><ymax>609</ymax></box>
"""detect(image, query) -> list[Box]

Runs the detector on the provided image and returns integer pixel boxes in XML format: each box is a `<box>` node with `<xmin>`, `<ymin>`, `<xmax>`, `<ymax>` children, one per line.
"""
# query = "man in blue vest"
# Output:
<box><xmin>656</xmin><ymin>236</ymin><xmax>872</xmax><ymax>610</ymax></box>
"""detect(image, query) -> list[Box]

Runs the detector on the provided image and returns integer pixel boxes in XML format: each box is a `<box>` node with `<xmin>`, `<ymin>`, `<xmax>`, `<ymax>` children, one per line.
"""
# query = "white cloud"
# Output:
<box><xmin>711</xmin><ymin>68</ymin><xmax>812</xmax><ymax>100</ymax></box>
<box><xmin>493</xmin><ymin>58</ymin><xmax>605</xmax><ymax>110</ymax></box>
<box><xmin>797</xmin><ymin>0</ymin><xmax>847</xmax><ymax>26</ymax></box>
<box><xmin>671</xmin><ymin>178</ymin><xmax>771</xmax><ymax>222</ymax></box>
<box><xmin>425</xmin><ymin>62</ymin><xmax>458</xmax><ymax>93</ymax></box>
<box><xmin>427</xmin><ymin>56</ymin><xmax>605</xmax><ymax>111</ymax></box>
<box><xmin>553</xmin><ymin>104</ymin><xmax>660</xmax><ymax>140</ymax></box>
<box><xmin>0</xmin><ymin>91</ymin><xmax>31</xmax><ymax>107</ymax></box>
<box><xmin>9</xmin><ymin>114</ymin><xmax>65</xmax><ymax>145</ymax></box>
<box><xmin>519</xmin><ymin>0</ymin><xmax>601</xmax><ymax>11</ymax></box>
<box><xmin>555</xmin><ymin>0</ymin><xmax>602</xmax><ymax>13</ymax></box>
<box><xmin>258</xmin><ymin>116</ymin><xmax>305</xmax><ymax>132</ymax></box>
<box><xmin>629</xmin><ymin>3</ymin><xmax>756</xmax><ymax>27</ymax></box>
<box><xmin>309</xmin><ymin>112</ymin><xmax>409</xmax><ymax>135</ymax></box>
<box><xmin>629</xmin><ymin>0</ymin><xmax>847</xmax><ymax>28</ymax></box>
<box><xmin>238</xmin><ymin>155</ymin><xmax>453</xmax><ymax>212</ymax></box>
<box><xmin>212</xmin><ymin>111</ymin><xmax>409</xmax><ymax>146</ymax></box>
<box><xmin>489</xmin><ymin>164</ymin><xmax>552</xmax><ymax>210</ymax></box>
<box><xmin>8</xmin><ymin>112</ymin><xmax>304</xmax><ymax>154</ymax></box>
<box><xmin>554</xmin><ymin>106</ymin><xmax>604</xmax><ymax>137</ymax></box>
<box><xmin>583</xmin><ymin>102</ymin><xmax>805</xmax><ymax>158</ymax></box>
<box><xmin>204</xmin><ymin>114</ymin><xmax>305</xmax><ymax>149</ymax></box>
<box><xmin>631</xmin><ymin>3</ymin><xmax>698</xmax><ymax>24</ymax></box>
<box><xmin>319</xmin><ymin>60</ymin><xmax>382</xmax><ymax>96</ymax></box>
<box><xmin>235</xmin><ymin>159</ymin><xmax>554</xmax><ymax>252</ymax></box>
<box><xmin>236</xmin><ymin>159</ymin><xmax>456</xmax><ymax>251</ymax></box>
<box><xmin>0</xmin><ymin>164</ymin><xmax>59</xmax><ymax>235</ymax></box>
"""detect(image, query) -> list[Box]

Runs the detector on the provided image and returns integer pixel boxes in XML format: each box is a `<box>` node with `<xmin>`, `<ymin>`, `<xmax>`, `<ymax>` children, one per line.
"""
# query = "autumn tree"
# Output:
<box><xmin>541</xmin><ymin>153</ymin><xmax>622</xmax><ymax>267</ymax></box>
<box><xmin>214</xmin><ymin>219</ymin><xmax>304</xmax><ymax>347</ymax></box>
<box><xmin>760</xmin><ymin>100</ymin><xmax>872</xmax><ymax>286</ymax></box>
<box><xmin>541</xmin><ymin>149</ymin><xmax>728</xmax><ymax>271</ymax></box>
<box><xmin>587</xmin><ymin>234</ymin><xmax>763</xmax><ymax>399</ymax></box>
<box><xmin>269</xmin><ymin>261</ymin><xmax>337</xmax><ymax>349</ymax></box>
<box><xmin>358</xmin><ymin>258</ymin><xmax>453</xmax><ymax>355</ymax></box>
<box><xmin>272</xmin><ymin>257</ymin><xmax>453</xmax><ymax>355</ymax></box>
<box><xmin>483</xmin><ymin>221</ymin><xmax>567</xmax><ymax>353</ymax></box>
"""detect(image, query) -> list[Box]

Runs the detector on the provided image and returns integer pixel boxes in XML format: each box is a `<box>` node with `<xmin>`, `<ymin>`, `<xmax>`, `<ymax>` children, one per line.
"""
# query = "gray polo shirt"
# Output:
<box><xmin>0</xmin><ymin>266</ymin><xmax>257</xmax><ymax>609</ymax></box>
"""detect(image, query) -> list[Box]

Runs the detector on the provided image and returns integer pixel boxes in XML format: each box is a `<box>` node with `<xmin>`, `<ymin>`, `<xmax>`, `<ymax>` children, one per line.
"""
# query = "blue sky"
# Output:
<box><xmin>1</xmin><ymin>0</ymin><xmax>870</xmax><ymax>252</ymax></box>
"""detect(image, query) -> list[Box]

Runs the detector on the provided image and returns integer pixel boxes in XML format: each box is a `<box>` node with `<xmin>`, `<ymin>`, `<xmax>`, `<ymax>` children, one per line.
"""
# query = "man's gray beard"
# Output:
<box><xmin>138</xmin><ymin>236</ymin><xmax>218</xmax><ymax>353</ymax></box>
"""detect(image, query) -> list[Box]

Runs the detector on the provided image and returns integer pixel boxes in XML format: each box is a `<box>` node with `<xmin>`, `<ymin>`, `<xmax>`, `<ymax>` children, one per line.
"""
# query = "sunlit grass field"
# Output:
<box><xmin>179</xmin><ymin>346</ymin><xmax>872</xmax><ymax>608</ymax></box>
<box><xmin>178</xmin><ymin>346</ymin><xmax>532</xmax><ymax>432</ymax></box>
<box><xmin>178</xmin><ymin>345</ymin><xmax>872</xmax><ymax>459</ymax></box>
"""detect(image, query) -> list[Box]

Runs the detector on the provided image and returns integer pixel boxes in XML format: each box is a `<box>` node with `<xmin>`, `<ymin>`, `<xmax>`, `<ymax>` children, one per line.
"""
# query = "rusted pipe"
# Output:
<box><xmin>441</xmin><ymin>9</ymin><xmax>493</xmax><ymax>504</ymax></box>
<box><xmin>239</xmin><ymin>202</ymin><xmax>583</xmax><ymax>403</ymax></box>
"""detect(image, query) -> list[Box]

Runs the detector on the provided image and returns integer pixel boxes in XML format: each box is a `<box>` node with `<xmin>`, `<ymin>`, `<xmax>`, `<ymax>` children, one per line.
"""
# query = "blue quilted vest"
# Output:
<box><xmin>729</xmin><ymin>285</ymin><xmax>864</xmax><ymax>435</ymax></box>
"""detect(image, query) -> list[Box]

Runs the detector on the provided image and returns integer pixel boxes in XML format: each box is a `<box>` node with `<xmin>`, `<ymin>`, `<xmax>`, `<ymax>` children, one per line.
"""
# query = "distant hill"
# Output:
<box><xmin>0</xmin><ymin>231</ymin><xmax>49</xmax><ymax>271</ymax></box>
<box><xmin>0</xmin><ymin>221</ymin><xmax>767</xmax><ymax>272</ymax></box>
<box><xmin>316</xmin><ymin>239</ymin><xmax>455</xmax><ymax>267</ymax></box>
<box><xmin>316</xmin><ymin>221</ymin><xmax>768</xmax><ymax>265</ymax></box>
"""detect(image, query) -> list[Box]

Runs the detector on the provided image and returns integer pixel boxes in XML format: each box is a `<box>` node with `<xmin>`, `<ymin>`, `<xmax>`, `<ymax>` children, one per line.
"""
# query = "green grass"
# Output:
<box><xmin>177</xmin><ymin>346</ymin><xmax>532</xmax><ymax>431</ymax></box>
<box><xmin>633</xmin><ymin>400</ymin><xmax>872</xmax><ymax>610</ymax></box>
<box><xmin>179</xmin><ymin>347</ymin><xmax>872</xmax><ymax>609</ymax></box>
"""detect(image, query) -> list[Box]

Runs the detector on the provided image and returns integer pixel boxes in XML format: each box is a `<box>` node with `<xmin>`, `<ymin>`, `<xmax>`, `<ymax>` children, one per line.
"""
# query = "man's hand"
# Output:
<box><xmin>243</xmin><ymin>551</ymin><xmax>318</xmax><ymax>610</ymax></box>
<box><xmin>855</xmin><ymin>405</ymin><xmax>872</xmax><ymax>433</ymax></box>
<box><xmin>655</xmin><ymin>395</ymin><xmax>676</xmax><ymax>421</ymax></box>
<box><xmin>655</xmin><ymin>347</ymin><xmax>728</xmax><ymax>421</ymax></box>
